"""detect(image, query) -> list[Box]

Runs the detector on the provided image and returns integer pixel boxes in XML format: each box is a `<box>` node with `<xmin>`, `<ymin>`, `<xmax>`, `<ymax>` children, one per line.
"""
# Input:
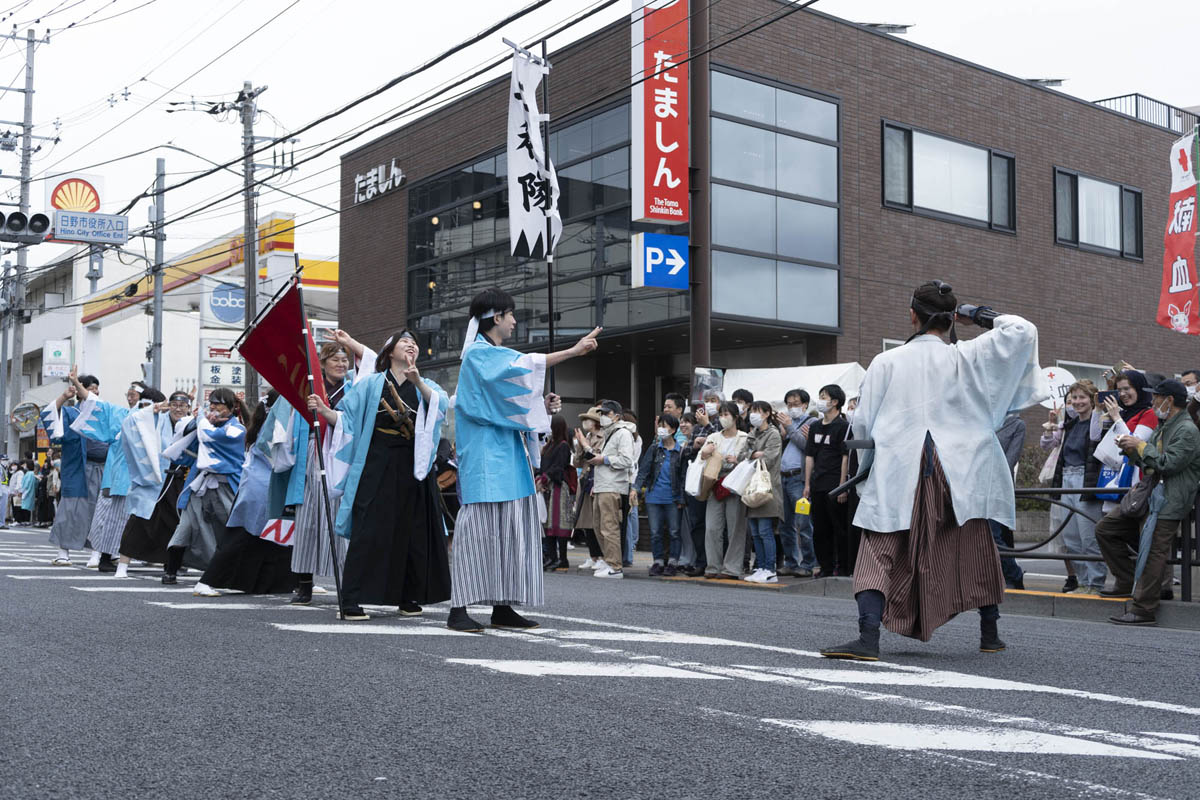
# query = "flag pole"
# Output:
<box><xmin>292</xmin><ymin>254</ymin><xmax>344</xmax><ymax>614</ymax></box>
<box><xmin>542</xmin><ymin>37</ymin><xmax>555</xmax><ymax>394</ymax></box>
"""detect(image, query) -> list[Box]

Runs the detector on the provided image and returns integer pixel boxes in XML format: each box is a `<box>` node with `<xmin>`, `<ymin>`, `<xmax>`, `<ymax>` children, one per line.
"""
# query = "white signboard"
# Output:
<box><xmin>42</xmin><ymin>339</ymin><xmax>71</xmax><ymax>381</ymax></box>
<box><xmin>52</xmin><ymin>210</ymin><xmax>129</xmax><ymax>244</ymax></box>
<box><xmin>506</xmin><ymin>53</ymin><xmax>561</xmax><ymax>259</ymax></box>
<box><xmin>199</xmin><ymin>333</ymin><xmax>246</xmax><ymax>405</ymax></box>
<box><xmin>1040</xmin><ymin>366</ymin><xmax>1076</xmax><ymax>409</ymax></box>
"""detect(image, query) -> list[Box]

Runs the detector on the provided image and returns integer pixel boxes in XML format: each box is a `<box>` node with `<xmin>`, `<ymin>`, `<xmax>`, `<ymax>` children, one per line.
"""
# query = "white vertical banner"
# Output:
<box><xmin>507</xmin><ymin>53</ymin><xmax>562</xmax><ymax>259</ymax></box>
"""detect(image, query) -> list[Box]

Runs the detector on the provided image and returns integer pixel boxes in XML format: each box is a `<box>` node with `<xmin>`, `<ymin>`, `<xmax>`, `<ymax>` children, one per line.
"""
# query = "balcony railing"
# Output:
<box><xmin>1093</xmin><ymin>93</ymin><xmax>1199</xmax><ymax>134</ymax></box>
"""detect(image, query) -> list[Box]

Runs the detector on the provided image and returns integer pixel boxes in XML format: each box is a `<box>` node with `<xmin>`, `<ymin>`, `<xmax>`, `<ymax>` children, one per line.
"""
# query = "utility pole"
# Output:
<box><xmin>0</xmin><ymin>263</ymin><xmax>10</xmax><ymax>453</ymax></box>
<box><xmin>6</xmin><ymin>30</ymin><xmax>35</xmax><ymax>457</ymax></box>
<box><xmin>240</xmin><ymin>81</ymin><xmax>266</xmax><ymax>410</ymax></box>
<box><xmin>150</xmin><ymin>158</ymin><xmax>165</xmax><ymax>389</ymax></box>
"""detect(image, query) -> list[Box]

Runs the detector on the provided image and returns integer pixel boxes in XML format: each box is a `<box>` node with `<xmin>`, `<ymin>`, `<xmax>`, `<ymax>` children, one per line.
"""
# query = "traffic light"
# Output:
<box><xmin>0</xmin><ymin>211</ymin><xmax>50</xmax><ymax>244</ymax></box>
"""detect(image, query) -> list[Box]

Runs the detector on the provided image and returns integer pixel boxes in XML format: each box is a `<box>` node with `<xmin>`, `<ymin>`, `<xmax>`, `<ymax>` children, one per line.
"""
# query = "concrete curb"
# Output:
<box><xmin>551</xmin><ymin>566</ymin><xmax>1200</xmax><ymax>632</ymax></box>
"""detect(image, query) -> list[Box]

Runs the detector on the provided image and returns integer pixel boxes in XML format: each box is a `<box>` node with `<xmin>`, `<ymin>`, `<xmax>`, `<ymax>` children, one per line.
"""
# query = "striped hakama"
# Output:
<box><xmin>451</xmin><ymin>493</ymin><xmax>543</xmax><ymax>608</ymax></box>
<box><xmin>48</xmin><ymin>461</ymin><xmax>104</xmax><ymax>551</ymax></box>
<box><xmin>290</xmin><ymin>436</ymin><xmax>347</xmax><ymax>578</ymax></box>
<box><xmin>853</xmin><ymin>443</ymin><xmax>1004</xmax><ymax>642</ymax></box>
<box><xmin>168</xmin><ymin>480</ymin><xmax>235</xmax><ymax>572</ymax></box>
<box><xmin>85</xmin><ymin>492</ymin><xmax>128</xmax><ymax>556</ymax></box>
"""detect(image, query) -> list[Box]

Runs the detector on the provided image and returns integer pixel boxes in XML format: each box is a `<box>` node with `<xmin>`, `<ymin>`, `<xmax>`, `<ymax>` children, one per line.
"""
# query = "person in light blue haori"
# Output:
<box><xmin>41</xmin><ymin>373</ymin><xmax>105</xmax><ymax>565</ymax></box>
<box><xmin>446</xmin><ymin>287</ymin><xmax>601</xmax><ymax>633</ymax></box>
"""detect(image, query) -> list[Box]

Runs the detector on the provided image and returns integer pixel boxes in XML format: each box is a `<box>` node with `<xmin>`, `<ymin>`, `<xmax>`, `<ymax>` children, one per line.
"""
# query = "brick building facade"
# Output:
<box><xmin>340</xmin><ymin>1</ymin><xmax>1197</xmax><ymax>424</ymax></box>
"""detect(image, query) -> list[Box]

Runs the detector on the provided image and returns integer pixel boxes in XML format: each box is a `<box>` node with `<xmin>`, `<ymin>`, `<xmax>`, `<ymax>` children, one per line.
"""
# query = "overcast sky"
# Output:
<box><xmin>3</xmin><ymin>0</ymin><xmax>1195</xmax><ymax>277</ymax></box>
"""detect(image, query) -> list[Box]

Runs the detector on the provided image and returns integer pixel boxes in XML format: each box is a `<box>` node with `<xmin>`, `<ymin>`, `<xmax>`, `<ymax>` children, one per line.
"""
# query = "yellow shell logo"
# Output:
<box><xmin>51</xmin><ymin>178</ymin><xmax>100</xmax><ymax>212</ymax></box>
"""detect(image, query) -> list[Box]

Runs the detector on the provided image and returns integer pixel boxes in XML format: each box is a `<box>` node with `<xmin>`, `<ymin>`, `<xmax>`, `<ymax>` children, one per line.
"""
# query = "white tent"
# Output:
<box><xmin>720</xmin><ymin>362</ymin><xmax>867</xmax><ymax>408</ymax></box>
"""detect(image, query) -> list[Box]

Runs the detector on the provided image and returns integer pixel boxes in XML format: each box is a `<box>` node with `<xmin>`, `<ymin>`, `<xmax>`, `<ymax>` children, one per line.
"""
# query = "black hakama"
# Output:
<box><xmin>118</xmin><ymin>468</ymin><xmax>186</xmax><ymax>564</ymax></box>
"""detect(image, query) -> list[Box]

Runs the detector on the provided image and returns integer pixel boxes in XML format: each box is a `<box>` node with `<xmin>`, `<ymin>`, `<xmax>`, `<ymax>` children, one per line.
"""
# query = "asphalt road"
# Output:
<box><xmin>2</xmin><ymin>526</ymin><xmax>1197</xmax><ymax>800</ymax></box>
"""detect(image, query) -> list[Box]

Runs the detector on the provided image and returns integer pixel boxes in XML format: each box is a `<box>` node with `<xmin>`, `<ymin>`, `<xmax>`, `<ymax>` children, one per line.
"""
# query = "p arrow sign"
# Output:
<box><xmin>632</xmin><ymin>232</ymin><xmax>689</xmax><ymax>290</ymax></box>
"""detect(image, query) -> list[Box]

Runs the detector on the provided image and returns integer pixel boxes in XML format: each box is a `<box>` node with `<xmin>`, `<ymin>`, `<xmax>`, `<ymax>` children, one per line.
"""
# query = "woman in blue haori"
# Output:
<box><xmin>41</xmin><ymin>373</ymin><xmax>105</xmax><ymax>566</ymax></box>
<box><xmin>314</xmin><ymin>330</ymin><xmax>450</xmax><ymax>621</ymax></box>
<box><xmin>160</xmin><ymin>387</ymin><xmax>247</xmax><ymax>585</ymax></box>
<box><xmin>115</xmin><ymin>391</ymin><xmax>195</xmax><ymax>573</ymax></box>
<box><xmin>262</xmin><ymin>330</ymin><xmax>375</xmax><ymax>606</ymax></box>
<box><xmin>194</xmin><ymin>391</ymin><xmax>297</xmax><ymax>596</ymax></box>
<box><xmin>446</xmin><ymin>288</ymin><xmax>600</xmax><ymax>633</ymax></box>
<box><xmin>65</xmin><ymin>368</ymin><xmax>162</xmax><ymax>573</ymax></box>
<box><xmin>113</xmin><ymin>390</ymin><xmax>196</xmax><ymax>578</ymax></box>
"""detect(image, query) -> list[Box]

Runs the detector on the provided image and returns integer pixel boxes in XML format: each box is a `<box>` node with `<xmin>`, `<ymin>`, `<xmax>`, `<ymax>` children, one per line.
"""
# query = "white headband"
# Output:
<box><xmin>460</xmin><ymin>309</ymin><xmax>503</xmax><ymax>360</ymax></box>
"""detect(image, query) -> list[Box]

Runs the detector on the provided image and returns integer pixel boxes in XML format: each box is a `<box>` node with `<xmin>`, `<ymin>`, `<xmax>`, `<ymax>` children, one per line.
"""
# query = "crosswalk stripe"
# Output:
<box><xmin>72</xmin><ymin>586</ymin><xmax>196</xmax><ymax>593</ymax></box>
<box><xmin>6</xmin><ymin>574</ymin><xmax>128</xmax><ymax>580</ymax></box>
<box><xmin>147</xmin><ymin>602</ymin><xmax>321</xmax><ymax>611</ymax></box>
<box><xmin>445</xmin><ymin>659</ymin><xmax>731</xmax><ymax>679</ymax></box>
<box><xmin>271</xmin><ymin>623</ymin><xmax>476</xmax><ymax>636</ymax></box>
<box><xmin>763</xmin><ymin>720</ymin><xmax>1178</xmax><ymax>760</ymax></box>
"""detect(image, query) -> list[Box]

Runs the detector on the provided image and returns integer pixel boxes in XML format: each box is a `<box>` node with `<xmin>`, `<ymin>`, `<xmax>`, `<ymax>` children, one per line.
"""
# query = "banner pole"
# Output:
<box><xmin>295</xmin><ymin>276</ymin><xmax>344</xmax><ymax>615</ymax></box>
<box><xmin>542</xmin><ymin>38</ymin><xmax>555</xmax><ymax>394</ymax></box>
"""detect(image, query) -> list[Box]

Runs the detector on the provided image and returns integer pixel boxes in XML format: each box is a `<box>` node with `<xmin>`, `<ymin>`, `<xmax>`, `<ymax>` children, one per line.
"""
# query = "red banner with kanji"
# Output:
<box><xmin>1156</xmin><ymin>132</ymin><xmax>1199</xmax><ymax>335</ymax></box>
<box><xmin>236</xmin><ymin>277</ymin><xmax>327</xmax><ymax>427</ymax></box>
<box><xmin>631</xmin><ymin>0</ymin><xmax>689</xmax><ymax>224</ymax></box>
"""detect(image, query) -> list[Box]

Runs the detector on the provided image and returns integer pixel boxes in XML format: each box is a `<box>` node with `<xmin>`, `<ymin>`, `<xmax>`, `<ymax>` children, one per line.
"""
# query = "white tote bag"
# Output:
<box><xmin>684</xmin><ymin>455</ymin><xmax>705</xmax><ymax>498</ymax></box>
<box><xmin>723</xmin><ymin>459</ymin><xmax>756</xmax><ymax>497</ymax></box>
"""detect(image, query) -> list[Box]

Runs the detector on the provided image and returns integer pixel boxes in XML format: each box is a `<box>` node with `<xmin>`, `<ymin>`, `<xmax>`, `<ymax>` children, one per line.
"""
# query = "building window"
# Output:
<box><xmin>1056</xmin><ymin>359</ymin><xmax>1110</xmax><ymax>390</ymax></box>
<box><xmin>711</xmin><ymin>67</ymin><xmax>840</xmax><ymax>330</ymax></box>
<box><xmin>1054</xmin><ymin>167</ymin><xmax>1142</xmax><ymax>259</ymax></box>
<box><xmin>881</xmin><ymin>338</ymin><xmax>905</xmax><ymax>352</ymax></box>
<box><xmin>882</xmin><ymin>122</ymin><xmax>1015</xmax><ymax>232</ymax></box>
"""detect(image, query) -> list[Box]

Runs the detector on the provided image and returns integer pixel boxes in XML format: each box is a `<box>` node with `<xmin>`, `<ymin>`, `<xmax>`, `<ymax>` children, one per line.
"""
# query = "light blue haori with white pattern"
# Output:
<box><xmin>454</xmin><ymin>334</ymin><xmax>550</xmax><ymax>505</ymax></box>
<box><xmin>70</xmin><ymin>396</ymin><xmax>132</xmax><ymax>496</ymax></box>
<box><xmin>328</xmin><ymin>370</ymin><xmax>449</xmax><ymax>538</ymax></box>
<box><xmin>120</xmin><ymin>406</ymin><xmax>179</xmax><ymax>520</ymax></box>
<box><xmin>40</xmin><ymin>405</ymin><xmax>89</xmax><ymax>498</ymax></box>
<box><xmin>162</xmin><ymin>416</ymin><xmax>246</xmax><ymax>506</ymax></box>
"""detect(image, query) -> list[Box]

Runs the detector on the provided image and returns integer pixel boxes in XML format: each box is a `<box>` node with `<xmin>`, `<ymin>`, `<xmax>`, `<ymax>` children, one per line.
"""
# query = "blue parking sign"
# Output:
<box><xmin>632</xmin><ymin>232</ymin><xmax>689</xmax><ymax>290</ymax></box>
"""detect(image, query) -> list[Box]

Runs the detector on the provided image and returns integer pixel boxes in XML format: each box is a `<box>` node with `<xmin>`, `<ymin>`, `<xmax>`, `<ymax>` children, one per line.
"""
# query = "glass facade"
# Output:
<box><xmin>710</xmin><ymin>68</ymin><xmax>841</xmax><ymax>330</ymax></box>
<box><xmin>405</xmin><ymin>103</ymin><xmax>684</xmax><ymax>364</ymax></box>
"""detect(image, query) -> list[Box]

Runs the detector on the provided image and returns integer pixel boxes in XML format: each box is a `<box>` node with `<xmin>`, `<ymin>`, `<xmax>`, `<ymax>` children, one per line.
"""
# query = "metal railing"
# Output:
<box><xmin>1003</xmin><ymin>486</ymin><xmax>1196</xmax><ymax>602</ymax></box>
<box><xmin>1092</xmin><ymin>93</ymin><xmax>1200</xmax><ymax>134</ymax></box>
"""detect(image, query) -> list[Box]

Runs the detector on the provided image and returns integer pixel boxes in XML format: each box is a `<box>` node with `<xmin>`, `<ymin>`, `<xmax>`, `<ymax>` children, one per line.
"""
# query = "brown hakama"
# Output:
<box><xmin>853</xmin><ymin>442</ymin><xmax>1004</xmax><ymax>642</ymax></box>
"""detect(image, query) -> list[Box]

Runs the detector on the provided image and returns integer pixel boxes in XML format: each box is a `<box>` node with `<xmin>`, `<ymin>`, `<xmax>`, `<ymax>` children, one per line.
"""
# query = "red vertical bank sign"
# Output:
<box><xmin>631</xmin><ymin>0</ymin><xmax>689</xmax><ymax>224</ymax></box>
<box><xmin>1156</xmin><ymin>131</ymin><xmax>1199</xmax><ymax>335</ymax></box>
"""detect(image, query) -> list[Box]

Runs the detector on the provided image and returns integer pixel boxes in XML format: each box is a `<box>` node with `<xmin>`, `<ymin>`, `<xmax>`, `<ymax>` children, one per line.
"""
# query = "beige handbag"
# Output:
<box><xmin>741</xmin><ymin>460</ymin><xmax>774</xmax><ymax>509</ymax></box>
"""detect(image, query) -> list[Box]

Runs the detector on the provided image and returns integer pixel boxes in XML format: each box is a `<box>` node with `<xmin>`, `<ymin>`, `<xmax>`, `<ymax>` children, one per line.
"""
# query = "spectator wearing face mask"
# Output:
<box><xmin>731</xmin><ymin>388</ymin><xmax>754</xmax><ymax>432</ymax></box>
<box><xmin>804</xmin><ymin>384</ymin><xmax>850</xmax><ymax>576</ymax></box>
<box><xmin>700</xmin><ymin>401</ymin><xmax>750</xmax><ymax>578</ymax></box>
<box><xmin>1180</xmin><ymin>369</ymin><xmax>1200</xmax><ymax>429</ymax></box>
<box><xmin>573</xmin><ymin>406</ymin><xmax>606</xmax><ymax>571</ymax></box>
<box><xmin>622</xmin><ymin>410</ymin><xmax>644</xmax><ymax>567</ymax></box>
<box><xmin>587</xmin><ymin>400</ymin><xmax>637</xmax><ymax>579</ymax></box>
<box><xmin>743</xmin><ymin>401</ymin><xmax>784</xmax><ymax>583</ymax></box>
<box><xmin>1099</xmin><ymin>380</ymin><xmax>1200</xmax><ymax>625</ymax></box>
<box><xmin>694</xmin><ymin>390</ymin><xmax>724</xmax><ymax>438</ymax></box>
<box><xmin>775</xmin><ymin>388</ymin><xmax>817</xmax><ymax>577</ymax></box>
<box><xmin>635</xmin><ymin>414</ymin><xmax>685</xmax><ymax>576</ymax></box>
<box><xmin>678</xmin><ymin>412</ymin><xmax>708</xmax><ymax>576</ymax></box>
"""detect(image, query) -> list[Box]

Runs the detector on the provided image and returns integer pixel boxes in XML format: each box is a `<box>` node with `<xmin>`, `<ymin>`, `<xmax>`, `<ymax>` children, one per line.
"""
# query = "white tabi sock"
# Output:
<box><xmin>85</xmin><ymin>551</ymin><xmax>101</xmax><ymax>568</ymax></box>
<box><xmin>114</xmin><ymin>563</ymin><xmax>128</xmax><ymax>578</ymax></box>
<box><xmin>57</xmin><ymin>548</ymin><xmax>69</xmax><ymax>560</ymax></box>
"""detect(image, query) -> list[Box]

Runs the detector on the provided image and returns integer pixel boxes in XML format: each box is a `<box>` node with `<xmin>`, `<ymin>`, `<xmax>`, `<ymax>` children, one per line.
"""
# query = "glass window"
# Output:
<box><xmin>712</xmin><ymin>184</ymin><xmax>775</xmax><ymax>254</ymax></box>
<box><xmin>592</xmin><ymin>105</ymin><xmax>630</xmax><ymax>151</ymax></box>
<box><xmin>776</xmin><ymin>262</ymin><xmax>838</xmax><ymax>327</ymax></box>
<box><xmin>883</xmin><ymin>125</ymin><xmax>910</xmax><ymax>206</ymax></box>
<box><xmin>990</xmin><ymin>154</ymin><xmax>1014</xmax><ymax>230</ymax></box>
<box><xmin>592</xmin><ymin>147</ymin><xmax>630</xmax><ymax>208</ymax></box>
<box><xmin>450</xmin><ymin>165</ymin><xmax>473</xmax><ymax>202</ymax></box>
<box><xmin>1122</xmin><ymin>188</ymin><xmax>1142</xmax><ymax>258</ymax></box>
<box><xmin>472</xmin><ymin>157</ymin><xmax>497</xmax><ymax>193</ymax></box>
<box><xmin>912</xmin><ymin>132</ymin><xmax>989</xmax><ymax>221</ymax></box>
<box><xmin>1055</xmin><ymin>171</ymin><xmax>1076</xmax><ymax>242</ymax></box>
<box><xmin>776</xmin><ymin>89</ymin><xmax>837</xmax><ymax>140</ymax></box>
<box><xmin>712</xmin><ymin>71</ymin><xmax>775</xmax><ymax>126</ymax></box>
<box><xmin>559</xmin><ymin>161</ymin><xmax>593</xmax><ymax>220</ymax></box>
<box><xmin>777</xmin><ymin>197</ymin><xmax>837</xmax><ymax>264</ymax></box>
<box><xmin>1078</xmin><ymin>176</ymin><xmax>1121</xmax><ymax>251</ymax></box>
<box><xmin>556</xmin><ymin>119</ymin><xmax>592</xmax><ymax>165</ymax></box>
<box><xmin>777</xmin><ymin>134</ymin><xmax>837</xmax><ymax>201</ymax></box>
<box><xmin>472</xmin><ymin>195</ymin><xmax>496</xmax><ymax>247</ymax></box>
<box><xmin>712</xmin><ymin>118</ymin><xmax>775</xmax><ymax>189</ymax></box>
<box><xmin>712</xmin><ymin>250</ymin><xmax>775</xmax><ymax>319</ymax></box>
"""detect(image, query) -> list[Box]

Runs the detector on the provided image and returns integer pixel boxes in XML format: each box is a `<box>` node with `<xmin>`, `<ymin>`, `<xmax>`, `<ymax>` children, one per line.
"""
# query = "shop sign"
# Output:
<box><xmin>631</xmin><ymin>0</ymin><xmax>689</xmax><ymax>224</ymax></box>
<box><xmin>353</xmin><ymin>159</ymin><xmax>406</xmax><ymax>205</ymax></box>
<box><xmin>632</xmin><ymin>232</ymin><xmax>689</xmax><ymax>289</ymax></box>
<box><xmin>42</xmin><ymin>339</ymin><xmax>71</xmax><ymax>381</ymax></box>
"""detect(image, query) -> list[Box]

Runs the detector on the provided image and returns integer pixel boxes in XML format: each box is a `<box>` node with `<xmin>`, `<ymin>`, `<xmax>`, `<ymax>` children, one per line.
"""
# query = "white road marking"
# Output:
<box><xmin>147</xmin><ymin>602</ymin><xmax>321</xmax><ymax>611</ymax></box>
<box><xmin>271</xmin><ymin>623</ymin><xmax>477</xmax><ymax>636</ymax></box>
<box><xmin>6</xmin><ymin>574</ymin><xmax>131</xmax><ymax>580</ymax></box>
<box><xmin>72</xmin><ymin>586</ymin><xmax>196</xmax><ymax>593</ymax></box>
<box><xmin>1141</xmin><ymin>732</ymin><xmax>1200</xmax><ymax>743</ymax></box>
<box><xmin>445</xmin><ymin>659</ymin><xmax>730</xmax><ymax>679</ymax></box>
<box><xmin>764</xmin><ymin>720</ymin><xmax>1178</xmax><ymax>760</ymax></box>
<box><xmin>2</xmin><ymin>566</ymin><xmax>95</xmax><ymax>570</ymax></box>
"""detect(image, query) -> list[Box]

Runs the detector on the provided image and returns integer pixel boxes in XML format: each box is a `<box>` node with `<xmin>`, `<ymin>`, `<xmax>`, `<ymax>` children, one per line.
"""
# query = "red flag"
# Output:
<box><xmin>1155</xmin><ymin>132</ymin><xmax>1199</xmax><ymax>335</ymax></box>
<box><xmin>236</xmin><ymin>277</ymin><xmax>328</xmax><ymax>427</ymax></box>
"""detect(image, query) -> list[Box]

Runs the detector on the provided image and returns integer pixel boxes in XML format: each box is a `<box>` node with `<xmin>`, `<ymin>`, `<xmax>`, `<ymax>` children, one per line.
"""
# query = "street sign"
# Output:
<box><xmin>10</xmin><ymin>401</ymin><xmax>40</xmax><ymax>433</ymax></box>
<box><xmin>41</xmin><ymin>339</ymin><xmax>70</xmax><ymax>381</ymax></box>
<box><xmin>52</xmin><ymin>210</ymin><xmax>128</xmax><ymax>245</ymax></box>
<box><xmin>632</xmin><ymin>232</ymin><xmax>689</xmax><ymax>289</ymax></box>
<box><xmin>201</xmin><ymin>280</ymin><xmax>246</xmax><ymax>328</ymax></box>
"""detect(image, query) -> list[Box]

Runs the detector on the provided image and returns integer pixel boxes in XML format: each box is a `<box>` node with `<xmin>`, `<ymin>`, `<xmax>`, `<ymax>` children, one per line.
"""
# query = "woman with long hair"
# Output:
<box><xmin>537</xmin><ymin>414</ymin><xmax>576</xmax><ymax>571</ymax></box>
<box><xmin>193</xmin><ymin>391</ymin><xmax>298</xmax><ymax>596</ymax></box>
<box><xmin>264</xmin><ymin>331</ymin><xmax>374</xmax><ymax>605</ymax></box>
<box><xmin>313</xmin><ymin>330</ymin><xmax>450</xmax><ymax>620</ymax></box>
<box><xmin>161</xmin><ymin>387</ymin><xmax>248</xmax><ymax>584</ymax></box>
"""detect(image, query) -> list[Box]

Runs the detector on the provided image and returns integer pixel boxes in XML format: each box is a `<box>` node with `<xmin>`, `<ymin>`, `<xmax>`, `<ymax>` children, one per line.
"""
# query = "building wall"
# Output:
<box><xmin>713</xmin><ymin>0</ymin><xmax>1188</xmax><ymax>374</ymax></box>
<box><xmin>342</xmin><ymin>3</ymin><xmax>1194</xmax><ymax>385</ymax></box>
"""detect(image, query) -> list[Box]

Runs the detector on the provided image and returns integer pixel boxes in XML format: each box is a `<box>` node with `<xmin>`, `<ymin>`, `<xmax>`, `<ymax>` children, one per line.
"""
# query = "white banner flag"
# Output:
<box><xmin>507</xmin><ymin>54</ymin><xmax>561</xmax><ymax>259</ymax></box>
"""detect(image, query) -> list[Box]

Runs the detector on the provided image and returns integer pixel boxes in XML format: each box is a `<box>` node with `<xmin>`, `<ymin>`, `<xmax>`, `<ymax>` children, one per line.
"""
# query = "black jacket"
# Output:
<box><xmin>1052</xmin><ymin>413</ymin><xmax>1101</xmax><ymax>489</ymax></box>
<box><xmin>634</xmin><ymin>441</ymin><xmax>684</xmax><ymax>502</ymax></box>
